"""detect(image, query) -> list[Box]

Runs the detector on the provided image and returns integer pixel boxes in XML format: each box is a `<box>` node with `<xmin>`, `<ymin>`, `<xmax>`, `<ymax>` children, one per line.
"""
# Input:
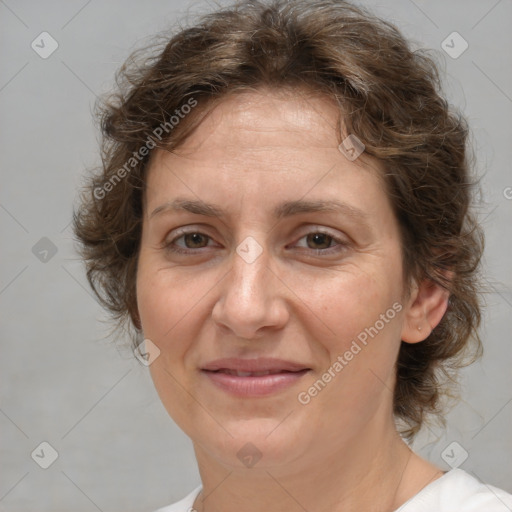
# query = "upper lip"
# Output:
<box><xmin>201</xmin><ymin>358</ymin><xmax>310</xmax><ymax>373</ymax></box>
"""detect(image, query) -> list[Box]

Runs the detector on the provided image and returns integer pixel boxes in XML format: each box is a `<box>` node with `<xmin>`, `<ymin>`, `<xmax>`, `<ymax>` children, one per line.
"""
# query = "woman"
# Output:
<box><xmin>73</xmin><ymin>0</ymin><xmax>512</xmax><ymax>510</ymax></box>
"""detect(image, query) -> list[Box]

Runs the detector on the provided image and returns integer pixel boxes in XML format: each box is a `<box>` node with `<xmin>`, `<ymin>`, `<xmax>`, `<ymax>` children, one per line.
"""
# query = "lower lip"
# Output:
<box><xmin>201</xmin><ymin>370</ymin><xmax>310</xmax><ymax>397</ymax></box>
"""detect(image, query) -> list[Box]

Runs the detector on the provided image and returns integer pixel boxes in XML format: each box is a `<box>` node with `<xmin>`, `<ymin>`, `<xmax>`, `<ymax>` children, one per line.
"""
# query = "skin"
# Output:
<box><xmin>136</xmin><ymin>87</ymin><xmax>450</xmax><ymax>512</ymax></box>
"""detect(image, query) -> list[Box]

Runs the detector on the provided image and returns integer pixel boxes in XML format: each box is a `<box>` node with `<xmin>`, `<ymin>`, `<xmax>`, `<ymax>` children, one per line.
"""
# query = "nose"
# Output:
<box><xmin>211</xmin><ymin>241</ymin><xmax>289</xmax><ymax>340</ymax></box>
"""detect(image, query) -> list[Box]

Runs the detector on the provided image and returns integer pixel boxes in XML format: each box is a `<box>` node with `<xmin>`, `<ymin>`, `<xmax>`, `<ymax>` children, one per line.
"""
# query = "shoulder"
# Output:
<box><xmin>398</xmin><ymin>469</ymin><xmax>512</xmax><ymax>511</ymax></box>
<box><xmin>153</xmin><ymin>486</ymin><xmax>202</xmax><ymax>512</ymax></box>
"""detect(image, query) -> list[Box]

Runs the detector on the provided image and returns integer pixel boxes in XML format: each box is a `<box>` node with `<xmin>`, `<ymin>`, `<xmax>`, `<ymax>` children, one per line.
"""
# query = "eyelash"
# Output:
<box><xmin>162</xmin><ymin>228</ymin><xmax>348</xmax><ymax>256</ymax></box>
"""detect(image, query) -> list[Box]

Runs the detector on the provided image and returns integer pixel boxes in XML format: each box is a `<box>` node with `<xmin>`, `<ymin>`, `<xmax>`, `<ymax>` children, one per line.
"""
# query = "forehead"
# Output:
<box><xmin>144</xmin><ymin>88</ymin><xmax>388</xmax><ymax>217</ymax></box>
<box><xmin>169</xmin><ymin>87</ymin><xmax>346</xmax><ymax>157</ymax></box>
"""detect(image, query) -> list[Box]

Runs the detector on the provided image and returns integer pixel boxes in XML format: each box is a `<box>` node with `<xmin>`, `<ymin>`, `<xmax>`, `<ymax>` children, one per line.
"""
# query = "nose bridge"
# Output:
<box><xmin>212</xmin><ymin>235</ymin><xmax>287</xmax><ymax>338</ymax></box>
<box><xmin>229</xmin><ymin>238</ymin><xmax>270</xmax><ymax>311</ymax></box>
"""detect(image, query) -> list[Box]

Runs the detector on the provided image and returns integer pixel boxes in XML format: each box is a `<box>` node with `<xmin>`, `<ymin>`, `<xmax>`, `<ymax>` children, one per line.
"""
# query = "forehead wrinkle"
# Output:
<box><xmin>174</xmin><ymin>91</ymin><xmax>340</xmax><ymax>154</ymax></box>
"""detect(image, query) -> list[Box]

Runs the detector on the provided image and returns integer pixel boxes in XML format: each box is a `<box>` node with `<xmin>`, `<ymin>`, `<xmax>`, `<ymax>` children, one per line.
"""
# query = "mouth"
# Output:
<box><xmin>209</xmin><ymin>368</ymin><xmax>308</xmax><ymax>377</ymax></box>
<box><xmin>201</xmin><ymin>357</ymin><xmax>310</xmax><ymax>373</ymax></box>
<box><xmin>200</xmin><ymin>358</ymin><xmax>311</xmax><ymax>397</ymax></box>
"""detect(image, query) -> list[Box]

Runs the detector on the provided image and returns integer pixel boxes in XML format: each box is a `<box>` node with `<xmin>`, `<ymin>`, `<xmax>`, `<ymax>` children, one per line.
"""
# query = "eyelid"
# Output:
<box><xmin>291</xmin><ymin>224</ymin><xmax>349</xmax><ymax>243</ymax></box>
<box><xmin>163</xmin><ymin>224</ymin><xmax>217</xmax><ymax>242</ymax></box>
<box><xmin>294</xmin><ymin>224</ymin><xmax>346</xmax><ymax>238</ymax></box>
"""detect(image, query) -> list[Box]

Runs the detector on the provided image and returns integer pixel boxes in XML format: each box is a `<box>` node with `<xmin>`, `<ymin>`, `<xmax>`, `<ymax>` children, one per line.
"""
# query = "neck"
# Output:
<box><xmin>191</xmin><ymin>417</ymin><xmax>440</xmax><ymax>512</ymax></box>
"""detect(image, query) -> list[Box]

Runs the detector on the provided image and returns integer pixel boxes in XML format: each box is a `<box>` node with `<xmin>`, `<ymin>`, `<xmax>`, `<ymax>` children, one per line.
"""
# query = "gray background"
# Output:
<box><xmin>1</xmin><ymin>0</ymin><xmax>511</xmax><ymax>511</ymax></box>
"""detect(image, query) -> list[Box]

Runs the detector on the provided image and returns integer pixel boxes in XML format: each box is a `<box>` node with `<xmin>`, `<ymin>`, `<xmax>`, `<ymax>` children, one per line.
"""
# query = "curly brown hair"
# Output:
<box><xmin>73</xmin><ymin>0</ymin><xmax>484</xmax><ymax>439</ymax></box>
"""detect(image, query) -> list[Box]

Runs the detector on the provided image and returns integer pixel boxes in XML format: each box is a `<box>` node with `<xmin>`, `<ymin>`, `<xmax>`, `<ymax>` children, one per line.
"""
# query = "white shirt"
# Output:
<box><xmin>154</xmin><ymin>469</ymin><xmax>512</xmax><ymax>511</ymax></box>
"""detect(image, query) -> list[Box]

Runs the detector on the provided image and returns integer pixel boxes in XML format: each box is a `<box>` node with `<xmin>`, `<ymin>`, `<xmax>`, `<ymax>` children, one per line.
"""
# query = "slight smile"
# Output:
<box><xmin>201</xmin><ymin>358</ymin><xmax>312</xmax><ymax>397</ymax></box>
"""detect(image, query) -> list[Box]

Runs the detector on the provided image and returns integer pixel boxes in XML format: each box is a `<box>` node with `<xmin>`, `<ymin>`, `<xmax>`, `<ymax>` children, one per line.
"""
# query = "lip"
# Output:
<box><xmin>201</xmin><ymin>357</ymin><xmax>311</xmax><ymax>397</ymax></box>
<box><xmin>201</xmin><ymin>357</ymin><xmax>310</xmax><ymax>373</ymax></box>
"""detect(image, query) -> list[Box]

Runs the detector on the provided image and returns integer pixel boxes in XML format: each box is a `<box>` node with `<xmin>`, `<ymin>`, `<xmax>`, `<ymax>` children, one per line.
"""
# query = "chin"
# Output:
<box><xmin>196</xmin><ymin>417</ymin><xmax>309</xmax><ymax>470</ymax></box>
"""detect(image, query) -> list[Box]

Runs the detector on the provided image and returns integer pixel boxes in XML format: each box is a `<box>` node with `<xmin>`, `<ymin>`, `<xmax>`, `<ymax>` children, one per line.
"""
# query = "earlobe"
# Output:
<box><xmin>401</xmin><ymin>278</ymin><xmax>450</xmax><ymax>343</ymax></box>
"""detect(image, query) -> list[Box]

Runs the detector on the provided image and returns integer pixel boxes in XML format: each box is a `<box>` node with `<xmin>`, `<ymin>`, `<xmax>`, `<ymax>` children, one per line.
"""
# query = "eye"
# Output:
<box><xmin>163</xmin><ymin>230</ymin><xmax>217</xmax><ymax>254</ymax></box>
<box><xmin>304</xmin><ymin>233</ymin><xmax>334</xmax><ymax>250</ymax></box>
<box><xmin>179</xmin><ymin>232</ymin><xmax>210</xmax><ymax>249</ymax></box>
<box><xmin>292</xmin><ymin>230</ymin><xmax>348</xmax><ymax>254</ymax></box>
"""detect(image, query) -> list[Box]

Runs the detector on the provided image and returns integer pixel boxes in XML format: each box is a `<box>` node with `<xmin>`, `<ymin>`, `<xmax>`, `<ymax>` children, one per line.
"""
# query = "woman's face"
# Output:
<box><xmin>136</xmin><ymin>89</ymin><xmax>413</xmax><ymax>469</ymax></box>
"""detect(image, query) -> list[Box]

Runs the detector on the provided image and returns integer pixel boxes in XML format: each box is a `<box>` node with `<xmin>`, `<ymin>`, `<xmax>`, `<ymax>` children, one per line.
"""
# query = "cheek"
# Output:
<box><xmin>137</xmin><ymin>250</ymin><xmax>191</xmax><ymax>326</ymax></box>
<box><xmin>136</xmin><ymin>267</ymin><xmax>171</xmax><ymax>339</ymax></box>
<box><xmin>136</xmin><ymin>256</ymin><xmax>199</xmax><ymax>355</ymax></box>
<box><xmin>136</xmin><ymin>259</ymin><xmax>209</xmax><ymax>427</ymax></box>
<box><xmin>296</xmin><ymin>263</ymin><xmax>404</xmax><ymax>414</ymax></box>
<box><xmin>298</xmin><ymin>263</ymin><xmax>403</xmax><ymax>351</ymax></box>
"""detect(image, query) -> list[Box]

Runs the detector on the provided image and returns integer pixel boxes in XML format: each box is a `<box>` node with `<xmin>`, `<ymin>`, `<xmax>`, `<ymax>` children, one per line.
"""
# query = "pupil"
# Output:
<box><xmin>308</xmin><ymin>233</ymin><xmax>331</xmax><ymax>249</ymax></box>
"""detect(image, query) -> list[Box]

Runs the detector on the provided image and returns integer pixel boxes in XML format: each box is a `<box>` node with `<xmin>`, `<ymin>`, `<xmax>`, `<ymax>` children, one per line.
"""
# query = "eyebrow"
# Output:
<box><xmin>150</xmin><ymin>197</ymin><xmax>370</xmax><ymax>225</ymax></box>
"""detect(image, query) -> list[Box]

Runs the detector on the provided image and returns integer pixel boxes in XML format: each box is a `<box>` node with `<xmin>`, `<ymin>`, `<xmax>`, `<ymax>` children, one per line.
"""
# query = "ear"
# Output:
<box><xmin>401</xmin><ymin>278</ymin><xmax>450</xmax><ymax>343</ymax></box>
